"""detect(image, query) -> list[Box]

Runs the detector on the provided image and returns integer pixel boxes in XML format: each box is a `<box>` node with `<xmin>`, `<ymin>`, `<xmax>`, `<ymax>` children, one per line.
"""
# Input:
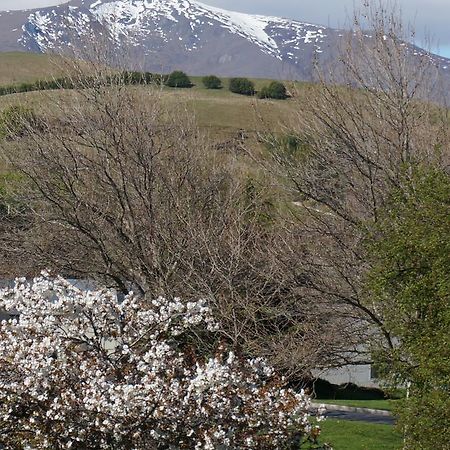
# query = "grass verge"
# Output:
<box><xmin>318</xmin><ymin>419</ymin><xmax>402</xmax><ymax>450</ymax></box>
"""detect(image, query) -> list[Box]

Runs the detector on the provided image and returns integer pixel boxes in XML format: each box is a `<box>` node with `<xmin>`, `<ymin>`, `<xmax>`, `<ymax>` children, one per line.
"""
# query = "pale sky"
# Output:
<box><xmin>1</xmin><ymin>0</ymin><xmax>449</xmax><ymax>57</ymax></box>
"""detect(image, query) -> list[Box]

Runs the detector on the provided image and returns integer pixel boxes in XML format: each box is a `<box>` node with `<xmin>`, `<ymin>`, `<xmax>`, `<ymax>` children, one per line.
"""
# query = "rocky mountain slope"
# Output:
<box><xmin>0</xmin><ymin>0</ymin><xmax>449</xmax><ymax>80</ymax></box>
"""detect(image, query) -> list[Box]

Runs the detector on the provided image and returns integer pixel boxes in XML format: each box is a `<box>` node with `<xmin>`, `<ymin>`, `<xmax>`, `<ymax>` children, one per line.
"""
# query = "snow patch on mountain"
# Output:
<box><xmin>78</xmin><ymin>0</ymin><xmax>323</xmax><ymax>58</ymax></box>
<box><xmin>13</xmin><ymin>0</ymin><xmax>448</xmax><ymax>76</ymax></box>
<box><xmin>18</xmin><ymin>0</ymin><xmax>329</xmax><ymax>61</ymax></box>
<box><xmin>22</xmin><ymin>6</ymin><xmax>92</xmax><ymax>51</ymax></box>
<box><xmin>89</xmin><ymin>0</ymin><xmax>283</xmax><ymax>56</ymax></box>
<box><xmin>194</xmin><ymin>1</ymin><xmax>280</xmax><ymax>53</ymax></box>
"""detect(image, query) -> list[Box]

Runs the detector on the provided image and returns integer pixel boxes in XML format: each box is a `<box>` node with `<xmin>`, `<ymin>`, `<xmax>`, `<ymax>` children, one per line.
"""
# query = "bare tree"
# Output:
<box><xmin>5</xmin><ymin>3</ymin><xmax>443</xmax><ymax>377</ymax></box>
<box><xmin>0</xmin><ymin>61</ymin><xmax>359</xmax><ymax>378</ymax></box>
<box><xmin>259</xmin><ymin>1</ymin><xmax>450</xmax><ymax>364</ymax></box>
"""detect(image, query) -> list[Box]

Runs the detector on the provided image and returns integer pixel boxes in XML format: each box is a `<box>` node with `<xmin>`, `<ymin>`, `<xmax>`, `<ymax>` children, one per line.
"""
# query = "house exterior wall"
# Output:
<box><xmin>313</xmin><ymin>364</ymin><xmax>381</xmax><ymax>388</ymax></box>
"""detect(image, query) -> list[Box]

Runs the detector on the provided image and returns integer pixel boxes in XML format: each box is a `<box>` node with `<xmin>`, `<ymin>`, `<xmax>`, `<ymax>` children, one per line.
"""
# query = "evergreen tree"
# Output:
<box><xmin>229</xmin><ymin>78</ymin><xmax>255</xmax><ymax>96</ymax></box>
<box><xmin>165</xmin><ymin>71</ymin><xmax>193</xmax><ymax>88</ymax></box>
<box><xmin>202</xmin><ymin>75</ymin><xmax>222</xmax><ymax>89</ymax></box>
<box><xmin>258</xmin><ymin>81</ymin><xmax>288</xmax><ymax>99</ymax></box>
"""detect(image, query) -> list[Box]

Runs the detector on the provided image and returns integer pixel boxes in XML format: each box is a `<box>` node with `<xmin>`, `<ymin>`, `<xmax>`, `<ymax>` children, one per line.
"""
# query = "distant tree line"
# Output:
<box><xmin>0</xmin><ymin>71</ymin><xmax>170</xmax><ymax>97</ymax></box>
<box><xmin>0</xmin><ymin>70</ymin><xmax>289</xmax><ymax>100</ymax></box>
<box><xmin>0</xmin><ymin>70</ymin><xmax>197</xmax><ymax>97</ymax></box>
<box><xmin>0</xmin><ymin>77</ymin><xmax>77</xmax><ymax>96</ymax></box>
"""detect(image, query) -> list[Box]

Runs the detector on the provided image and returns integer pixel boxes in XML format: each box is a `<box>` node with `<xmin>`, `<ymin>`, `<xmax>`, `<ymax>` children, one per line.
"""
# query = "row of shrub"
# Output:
<box><xmin>0</xmin><ymin>71</ymin><xmax>171</xmax><ymax>97</ymax></box>
<box><xmin>0</xmin><ymin>77</ymin><xmax>76</xmax><ymax>96</ymax></box>
<box><xmin>160</xmin><ymin>71</ymin><xmax>289</xmax><ymax>100</ymax></box>
<box><xmin>227</xmin><ymin>77</ymin><xmax>288</xmax><ymax>99</ymax></box>
<box><xmin>0</xmin><ymin>69</ymin><xmax>288</xmax><ymax>100</ymax></box>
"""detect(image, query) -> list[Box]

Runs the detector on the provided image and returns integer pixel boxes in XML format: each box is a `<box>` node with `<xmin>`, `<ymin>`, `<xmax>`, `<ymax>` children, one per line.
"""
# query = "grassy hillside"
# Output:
<box><xmin>0</xmin><ymin>52</ymin><xmax>65</xmax><ymax>85</ymax></box>
<box><xmin>0</xmin><ymin>52</ymin><xmax>303</xmax><ymax>136</ymax></box>
<box><xmin>0</xmin><ymin>52</ymin><xmax>290</xmax><ymax>91</ymax></box>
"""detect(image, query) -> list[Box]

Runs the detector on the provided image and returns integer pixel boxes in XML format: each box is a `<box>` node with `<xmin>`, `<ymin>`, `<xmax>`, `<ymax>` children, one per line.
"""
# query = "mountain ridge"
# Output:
<box><xmin>0</xmin><ymin>0</ymin><xmax>449</xmax><ymax>81</ymax></box>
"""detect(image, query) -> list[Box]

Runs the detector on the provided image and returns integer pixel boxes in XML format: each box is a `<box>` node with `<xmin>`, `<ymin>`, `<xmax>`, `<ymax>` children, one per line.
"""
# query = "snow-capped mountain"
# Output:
<box><xmin>0</xmin><ymin>0</ymin><xmax>449</xmax><ymax>80</ymax></box>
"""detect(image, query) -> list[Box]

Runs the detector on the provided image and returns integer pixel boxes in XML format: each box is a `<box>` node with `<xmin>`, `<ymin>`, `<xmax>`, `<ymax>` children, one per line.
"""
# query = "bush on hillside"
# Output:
<box><xmin>202</xmin><ymin>75</ymin><xmax>222</xmax><ymax>89</ymax></box>
<box><xmin>229</xmin><ymin>77</ymin><xmax>255</xmax><ymax>96</ymax></box>
<box><xmin>0</xmin><ymin>171</ymin><xmax>24</xmax><ymax>218</ymax></box>
<box><xmin>165</xmin><ymin>70</ymin><xmax>193</xmax><ymax>88</ymax></box>
<box><xmin>258</xmin><ymin>81</ymin><xmax>288</xmax><ymax>100</ymax></box>
<box><xmin>0</xmin><ymin>274</ymin><xmax>321</xmax><ymax>449</ymax></box>
<box><xmin>0</xmin><ymin>105</ymin><xmax>36</xmax><ymax>140</ymax></box>
<box><xmin>264</xmin><ymin>133</ymin><xmax>313</xmax><ymax>163</ymax></box>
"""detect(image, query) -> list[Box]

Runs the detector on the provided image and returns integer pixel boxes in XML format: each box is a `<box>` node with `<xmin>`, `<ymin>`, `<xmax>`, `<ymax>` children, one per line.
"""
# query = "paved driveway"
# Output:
<box><xmin>325</xmin><ymin>409</ymin><xmax>395</xmax><ymax>425</ymax></box>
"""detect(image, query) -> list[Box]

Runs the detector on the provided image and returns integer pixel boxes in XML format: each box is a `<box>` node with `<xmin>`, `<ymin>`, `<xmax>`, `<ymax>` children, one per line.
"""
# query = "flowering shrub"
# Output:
<box><xmin>0</xmin><ymin>274</ymin><xmax>319</xmax><ymax>449</ymax></box>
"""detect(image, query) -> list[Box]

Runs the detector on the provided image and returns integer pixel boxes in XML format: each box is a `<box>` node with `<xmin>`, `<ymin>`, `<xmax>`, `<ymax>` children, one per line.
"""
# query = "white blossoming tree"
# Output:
<box><xmin>0</xmin><ymin>274</ymin><xmax>322</xmax><ymax>449</ymax></box>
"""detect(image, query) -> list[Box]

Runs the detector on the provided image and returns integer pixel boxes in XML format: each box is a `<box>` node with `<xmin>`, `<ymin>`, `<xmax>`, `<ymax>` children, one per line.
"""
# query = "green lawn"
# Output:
<box><xmin>317</xmin><ymin>399</ymin><xmax>397</xmax><ymax>411</ymax></box>
<box><xmin>318</xmin><ymin>419</ymin><xmax>402</xmax><ymax>450</ymax></box>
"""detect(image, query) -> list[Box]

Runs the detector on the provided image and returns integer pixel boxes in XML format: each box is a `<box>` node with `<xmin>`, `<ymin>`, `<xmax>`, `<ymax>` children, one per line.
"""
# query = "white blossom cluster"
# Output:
<box><xmin>0</xmin><ymin>273</ymin><xmax>317</xmax><ymax>449</ymax></box>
